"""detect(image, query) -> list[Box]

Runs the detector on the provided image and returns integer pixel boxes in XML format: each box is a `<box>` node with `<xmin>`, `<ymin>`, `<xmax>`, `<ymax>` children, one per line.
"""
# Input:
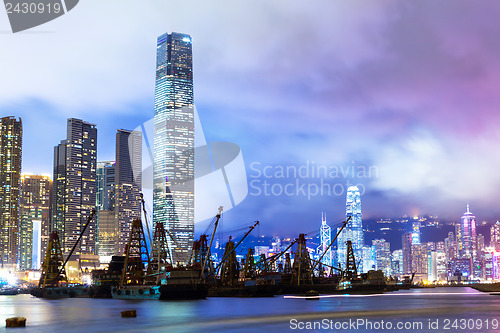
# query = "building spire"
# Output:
<box><xmin>467</xmin><ymin>204</ymin><xmax>470</xmax><ymax>213</ymax></box>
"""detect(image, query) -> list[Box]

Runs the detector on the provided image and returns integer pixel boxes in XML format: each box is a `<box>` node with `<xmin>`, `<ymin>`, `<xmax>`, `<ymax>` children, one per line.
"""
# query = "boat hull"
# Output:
<box><xmin>159</xmin><ymin>284</ymin><xmax>208</xmax><ymax>300</ymax></box>
<box><xmin>111</xmin><ymin>285</ymin><xmax>160</xmax><ymax>300</ymax></box>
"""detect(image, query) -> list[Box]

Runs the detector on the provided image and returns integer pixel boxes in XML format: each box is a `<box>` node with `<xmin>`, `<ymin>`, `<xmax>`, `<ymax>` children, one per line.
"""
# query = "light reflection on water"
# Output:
<box><xmin>1</xmin><ymin>287</ymin><xmax>499</xmax><ymax>332</ymax></box>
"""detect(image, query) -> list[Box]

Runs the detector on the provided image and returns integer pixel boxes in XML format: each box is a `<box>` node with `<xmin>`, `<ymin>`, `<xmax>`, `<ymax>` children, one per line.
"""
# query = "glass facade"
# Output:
<box><xmin>153</xmin><ymin>32</ymin><xmax>194</xmax><ymax>264</ymax></box>
<box><xmin>337</xmin><ymin>185</ymin><xmax>364</xmax><ymax>272</ymax></box>
<box><xmin>459</xmin><ymin>205</ymin><xmax>477</xmax><ymax>260</ymax></box>
<box><xmin>317</xmin><ymin>213</ymin><xmax>332</xmax><ymax>267</ymax></box>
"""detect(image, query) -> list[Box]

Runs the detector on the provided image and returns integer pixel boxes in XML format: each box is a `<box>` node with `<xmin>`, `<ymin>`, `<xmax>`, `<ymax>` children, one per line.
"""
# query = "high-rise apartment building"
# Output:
<box><xmin>115</xmin><ymin>129</ymin><xmax>142</xmax><ymax>255</ymax></box>
<box><xmin>52</xmin><ymin>118</ymin><xmax>97</xmax><ymax>254</ymax></box>
<box><xmin>0</xmin><ymin>116</ymin><xmax>22</xmax><ymax>267</ymax></box>
<box><xmin>19</xmin><ymin>175</ymin><xmax>51</xmax><ymax>270</ymax></box>
<box><xmin>338</xmin><ymin>186</ymin><xmax>364</xmax><ymax>272</ymax></box>
<box><xmin>153</xmin><ymin>32</ymin><xmax>194</xmax><ymax>264</ymax></box>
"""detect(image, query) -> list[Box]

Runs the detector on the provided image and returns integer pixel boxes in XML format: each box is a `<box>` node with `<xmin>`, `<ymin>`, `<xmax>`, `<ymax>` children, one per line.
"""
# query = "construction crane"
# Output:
<box><xmin>214</xmin><ymin>221</ymin><xmax>260</xmax><ymax>277</ymax></box>
<box><xmin>200</xmin><ymin>206</ymin><xmax>223</xmax><ymax>281</ymax></box>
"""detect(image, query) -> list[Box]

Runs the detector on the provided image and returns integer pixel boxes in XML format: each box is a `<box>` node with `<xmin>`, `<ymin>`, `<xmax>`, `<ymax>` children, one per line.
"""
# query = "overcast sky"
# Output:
<box><xmin>2</xmin><ymin>0</ymin><xmax>500</xmax><ymax>235</ymax></box>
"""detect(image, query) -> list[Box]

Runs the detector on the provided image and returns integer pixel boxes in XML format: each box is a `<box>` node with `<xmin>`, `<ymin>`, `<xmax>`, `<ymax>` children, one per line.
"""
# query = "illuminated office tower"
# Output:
<box><xmin>372</xmin><ymin>239</ymin><xmax>391</xmax><ymax>276</ymax></box>
<box><xmin>411</xmin><ymin>243</ymin><xmax>428</xmax><ymax>282</ymax></box>
<box><xmin>491</xmin><ymin>221</ymin><xmax>500</xmax><ymax>251</ymax></box>
<box><xmin>115</xmin><ymin>129</ymin><xmax>142</xmax><ymax>255</ymax></box>
<box><xmin>52</xmin><ymin>118</ymin><xmax>97</xmax><ymax>254</ymax></box>
<box><xmin>0</xmin><ymin>116</ymin><xmax>22</xmax><ymax>267</ymax></box>
<box><xmin>337</xmin><ymin>186</ymin><xmax>364</xmax><ymax>272</ymax></box>
<box><xmin>317</xmin><ymin>212</ymin><xmax>332</xmax><ymax>267</ymax></box>
<box><xmin>402</xmin><ymin>232</ymin><xmax>412</xmax><ymax>274</ymax></box>
<box><xmin>458</xmin><ymin>205</ymin><xmax>477</xmax><ymax>259</ymax></box>
<box><xmin>19</xmin><ymin>175</ymin><xmax>51</xmax><ymax>270</ymax></box>
<box><xmin>153</xmin><ymin>32</ymin><xmax>194</xmax><ymax>264</ymax></box>
<box><xmin>96</xmin><ymin>161</ymin><xmax>116</xmax><ymax>257</ymax></box>
<box><xmin>391</xmin><ymin>249</ymin><xmax>404</xmax><ymax>275</ymax></box>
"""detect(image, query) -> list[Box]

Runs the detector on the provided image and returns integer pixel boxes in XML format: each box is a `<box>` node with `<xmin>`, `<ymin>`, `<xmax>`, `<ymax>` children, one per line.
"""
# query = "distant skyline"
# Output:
<box><xmin>2</xmin><ymin>1</ymin><xmax>500</xmax><ymax>235</ymax></box>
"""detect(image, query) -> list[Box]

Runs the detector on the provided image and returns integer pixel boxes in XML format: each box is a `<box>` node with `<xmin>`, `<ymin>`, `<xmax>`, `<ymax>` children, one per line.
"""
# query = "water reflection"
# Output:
<box><xmin>0</xmin><ymin>287</ymin><xmax>499</xmax><ymax>332</ymax></box>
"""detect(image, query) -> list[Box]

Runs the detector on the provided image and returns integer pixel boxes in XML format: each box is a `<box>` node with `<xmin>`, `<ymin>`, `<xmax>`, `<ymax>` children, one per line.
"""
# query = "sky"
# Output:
<box><xmin>2</xmin><ymin>0</ymin><xmax>500</xmax><ymax>236</ymax></box>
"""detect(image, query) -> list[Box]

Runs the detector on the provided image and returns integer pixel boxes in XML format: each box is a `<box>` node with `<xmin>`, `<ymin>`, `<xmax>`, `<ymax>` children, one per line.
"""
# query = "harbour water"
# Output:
<box><xmin>1</xmin><ymin>287</ymin><xmax>500</xmax><ymax>332</ymax></box>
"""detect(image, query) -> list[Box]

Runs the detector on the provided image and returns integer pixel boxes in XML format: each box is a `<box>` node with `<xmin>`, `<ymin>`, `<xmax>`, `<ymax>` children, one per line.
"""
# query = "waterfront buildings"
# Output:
<box><xmin>153</xmin><ymin>32</ymin><xmax>195</xmax><ymax>264</ymax></box>
<box><xmin>52</xmin><ymin>118</ymin><xmax>97</xmax><ymax>254</ymax></box>
<box><xmin>0</xmin><ymin>116</ymin><xmax>22</xmax><ymax>267</ymax></box>
<box><xmin>338</xmin><ymin>186</ymin><xmax>364</xmax><ymax>272</ymax></box>
<box><xmin>19</xmin><ymin>175</ymin><xmax>51</xmax><ymax>270</ymax></box>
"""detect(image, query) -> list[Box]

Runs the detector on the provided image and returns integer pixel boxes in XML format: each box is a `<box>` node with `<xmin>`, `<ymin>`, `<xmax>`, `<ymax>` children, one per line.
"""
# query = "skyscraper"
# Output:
<box><xmin>402</xmin><ymin>232</ymin><xmax>412</xmax><ymax>274</ymax></box>
<box><xmin>153</xmin><ymin>32</ymin><xmax>194</xmax><ymax>264</ymax></box>
<box><xmin>491</xmin><ymin>221</ymin><xmax>500</xmax><ymax>251</ymax></box>
<box><xmin>411</xmin><ymin>243</ymin><xmax>428</xmax><ymax>282</ymax></box>
<box><xmin>115</xmin><ymin>129</ymin><xmax>142</xmax><ymax>255</ymax></box>
<box><xmin>337</xmin><ymin>186</ymin><xmax>364</xmax><ymax>272</ymax></box>
<box><xmin>52</xmin><ymin>118</ymin><xmax>97</xmax><ymax>254</ymax></box>
<box><xmin>19</xmin><ymin>175</ymin><xmax>51</xmax><ymax>270</ymax></box>
<box><xmin>372</xmin><ymin>239</ymin><xmax>391</xmax><ymax>276</ymax></box>
<box><xmin>458</xmin><ymin>205</ymin><xmax>477</xmax><ymax>260</ymax></box>
<box><xmin>96</xmin><ymin>161</ymin><xmax>116</xmax><ymax>257</ymax></box>
<box><xmin>0</xmin><ymin>116</ymin><xmax>22</xmax><ymax>267</ymax></box>
<box><xmin>317</xmin><ymin>212</ymin><xmax>332</xmax><ymax>268</ymax></box>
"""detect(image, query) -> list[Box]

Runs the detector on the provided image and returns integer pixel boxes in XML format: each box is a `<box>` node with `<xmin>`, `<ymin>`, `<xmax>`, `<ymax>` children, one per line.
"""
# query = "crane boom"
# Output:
<box><xmin>310</xmin><ymin>216</ymin><xmax>351</xmax><ymax>273</ymax></box>
<box><xmin>201</xmin><ymin>206</ymin><xmax>223</xmax><ymax>279</ymax></box>
<box><xmin>215</xmin><ymin>221</ymin><xmax>259</xmax><ymax>273</ymax></box>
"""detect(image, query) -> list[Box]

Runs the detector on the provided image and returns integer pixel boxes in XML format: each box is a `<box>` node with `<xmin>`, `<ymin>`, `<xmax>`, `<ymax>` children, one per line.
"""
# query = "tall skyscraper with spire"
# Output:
<box><xmin>337</xmin><ymin>185</ymin><xmax>364</xmax><ymax>272</ymax></box>
<box><xmin>458</xmin><ymin>204</ymin><xmax>477</xmax><ymax>260</ymax></box>
<box><xmin>153</xmin><ymin>32</ymin><xmax>194</xmax><ymax>264</ymax></box>
<box><xmin>0</xmin><ymin>116</ymin><xmax>22</xmax><ymax>267</ymax></box>
<box><xmin>317</xmin><ymin>212</ymin><xmax>332</xmax><ymax>268</ymax></box>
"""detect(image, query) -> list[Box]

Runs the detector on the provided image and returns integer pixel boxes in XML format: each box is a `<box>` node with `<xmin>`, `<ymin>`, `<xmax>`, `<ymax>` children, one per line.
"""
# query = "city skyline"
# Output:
<box><xmin>3</xmin><ymin>1</ymin><xmax>500</xmax><ymax>235</ymax></box>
